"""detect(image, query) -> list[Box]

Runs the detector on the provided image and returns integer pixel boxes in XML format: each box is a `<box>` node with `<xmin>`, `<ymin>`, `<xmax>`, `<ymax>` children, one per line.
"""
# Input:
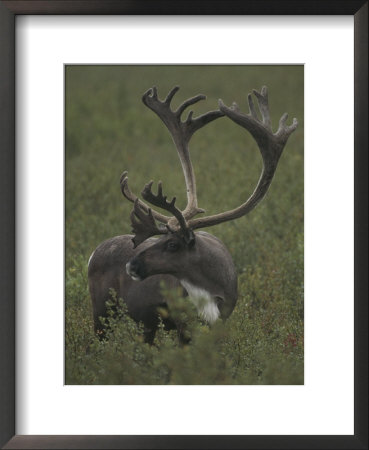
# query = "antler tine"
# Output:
<box><xmin>120</xmin><ymin>171</ymin><xmax>170</xmax><ymax>224</ymax></box>
<box><xmin>188</xmin><ymin>86</ymin><xmax>298</xmax><ymax>230</ymax></box>
<box><xmin>252</xmin><ymin>85</ymin><xmax>272</xmax><ymax>130</ymax></box>
<box><xmin>276</xmin><ymin>112</ymin><xmax>299</xmax><ymax>140</ymax></box>
<box><xmin>186</xmin><ymin>109</ymin><xmax>225</xmax><ymax>136</ymax></box>
<box><xmin>164</xmin><ymin>86</ymin><xmax>180</xmax><ymax>104</ymax></box>
<box><xmin>218</xmin><ymin>86</ymin><xmax>297</xmax><ymax>158</ymax></box>
<box><xmin>130</xmin><ymin>199</ymin><xmax>167</xmax><ymax>248</ymax></box>
<box><xmin>175</xmin><ymin>94</ymin><xmax>206</xmax><ymax>117</ymax></box>
<box><xmin>142</xmin><ymin>86</ymin><xmax>223</xmax><ymax>220</ymax></box>
<box><xmin>141</xmin><ymin>180</ymin><xmax>189</xmax><ymax>235</ymax></box>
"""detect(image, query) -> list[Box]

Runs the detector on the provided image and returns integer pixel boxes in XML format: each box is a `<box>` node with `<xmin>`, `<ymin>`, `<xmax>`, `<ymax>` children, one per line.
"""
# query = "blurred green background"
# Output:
<box><xmin>65</xmin><ymin>65</ymin><xmax>304</xmax><ymax>385</ymax></box>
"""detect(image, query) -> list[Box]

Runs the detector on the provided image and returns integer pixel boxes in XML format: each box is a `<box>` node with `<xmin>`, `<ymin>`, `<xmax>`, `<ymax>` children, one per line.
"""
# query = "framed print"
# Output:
<box><xmin>0</xmin><ymin>1</ymin><xmax>367</xmax><ymax>449</ymax></box>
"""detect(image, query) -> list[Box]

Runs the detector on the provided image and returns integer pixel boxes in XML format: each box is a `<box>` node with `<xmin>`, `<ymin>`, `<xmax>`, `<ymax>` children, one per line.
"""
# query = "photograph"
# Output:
<box><xmin>65</xmin><ymin>65</ymin><xmax>304</xmax><ymax>385</ymax></box>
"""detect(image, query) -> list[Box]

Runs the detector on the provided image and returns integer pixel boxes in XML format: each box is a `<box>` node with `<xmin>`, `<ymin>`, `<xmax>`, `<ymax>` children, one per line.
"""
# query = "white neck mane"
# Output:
<box><xmin>180</xmin><ymin>280</ymin><xmax>220</xmax><ymax>324</ymax></box>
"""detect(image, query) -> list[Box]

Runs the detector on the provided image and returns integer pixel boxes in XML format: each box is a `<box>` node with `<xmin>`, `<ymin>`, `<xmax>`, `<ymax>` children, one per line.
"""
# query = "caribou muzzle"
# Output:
<box><xmin>126</xmin><ymin>257</ymin><xmax>147</xmax><ymax>281</ymax></box>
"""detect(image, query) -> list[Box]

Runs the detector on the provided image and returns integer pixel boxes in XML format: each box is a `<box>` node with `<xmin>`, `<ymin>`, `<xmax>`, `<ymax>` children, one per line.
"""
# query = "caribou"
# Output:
<box><xmin>88</xmin><ymin>85</ymin><xmax>298</xmax><ymax>343</ymax></box>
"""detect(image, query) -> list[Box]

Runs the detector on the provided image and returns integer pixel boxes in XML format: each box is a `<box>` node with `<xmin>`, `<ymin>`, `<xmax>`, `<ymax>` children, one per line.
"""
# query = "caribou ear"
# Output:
<box><xmin>184</xmin><ymin>230</ymin><xmax>196</xmax><ymax>247</ymax></box>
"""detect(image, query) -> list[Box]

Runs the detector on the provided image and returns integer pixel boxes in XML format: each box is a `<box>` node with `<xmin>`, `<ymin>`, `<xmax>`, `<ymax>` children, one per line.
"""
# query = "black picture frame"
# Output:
<box><xmin>0</xmin><ymin>1</ymin><xmax>367</xmax><ymax>449</ymax></box>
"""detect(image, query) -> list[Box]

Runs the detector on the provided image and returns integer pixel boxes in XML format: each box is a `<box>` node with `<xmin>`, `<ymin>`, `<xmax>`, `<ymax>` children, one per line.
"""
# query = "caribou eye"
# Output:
<box><xmin>166</xmin><ymin>241</ymin><xmax>179</xmax><ymax>252</ymax></box>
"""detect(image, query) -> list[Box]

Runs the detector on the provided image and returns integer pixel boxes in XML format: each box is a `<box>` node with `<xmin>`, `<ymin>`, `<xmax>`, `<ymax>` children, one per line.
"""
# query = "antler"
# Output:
<box><xmin>130</xmin><ymin>199</ymin><xmax>167</xmax><ymax>248</ymax></box>
<box><xmin>120</xmin><ymin>171</ymin><xmax>170</xmax><ymax>225</ymax></box>
<box><xmin>187</xmin><ymin>86</ymin><xmax>298</xmax><ymax>230</ymax></box>
<box><xmin>141</xmin><ymin>180</ymin><xmax>188</xmax><ymax>234</ymax></box>
<box><xmin>141</xmin><ymin>86</ymin><xmax>224</xmax><ymax>220</ymax></box>
<box><xmin>121</xmin><ymin>86</ymin><xmax>224</xmax><ymax>245</ymax></box>
<box><xmin>129</xmin><ymin>181</ymin><xmax>194</xmax><ymax>247</ymax></box>
<box><xmin>124</xmin><ymin>85</ymin><xmax>297</xmax><ymax>246</ymax></box>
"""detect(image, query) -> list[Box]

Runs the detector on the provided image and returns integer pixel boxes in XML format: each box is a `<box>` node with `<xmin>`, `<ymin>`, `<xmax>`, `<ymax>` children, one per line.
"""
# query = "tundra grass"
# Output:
<box><xmin>65</xmin><ymin>65</ymin><xmax>304</xmax><ymax>385</ymax></box>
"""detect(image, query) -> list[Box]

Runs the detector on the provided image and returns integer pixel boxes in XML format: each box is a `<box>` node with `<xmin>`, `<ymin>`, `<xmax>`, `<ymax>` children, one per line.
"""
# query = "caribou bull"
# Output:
<box><xmin>88</xmin><ymin>85</ymin><xmax>298</xmax><ymax>343</ymax></box>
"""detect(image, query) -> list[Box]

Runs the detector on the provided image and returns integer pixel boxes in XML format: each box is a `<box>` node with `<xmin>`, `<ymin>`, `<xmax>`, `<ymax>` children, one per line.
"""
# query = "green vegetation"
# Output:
<box><xmin>65</xmin><ymin>65</ymin><xmax>304</xmax><ymax>385</ymax></box>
